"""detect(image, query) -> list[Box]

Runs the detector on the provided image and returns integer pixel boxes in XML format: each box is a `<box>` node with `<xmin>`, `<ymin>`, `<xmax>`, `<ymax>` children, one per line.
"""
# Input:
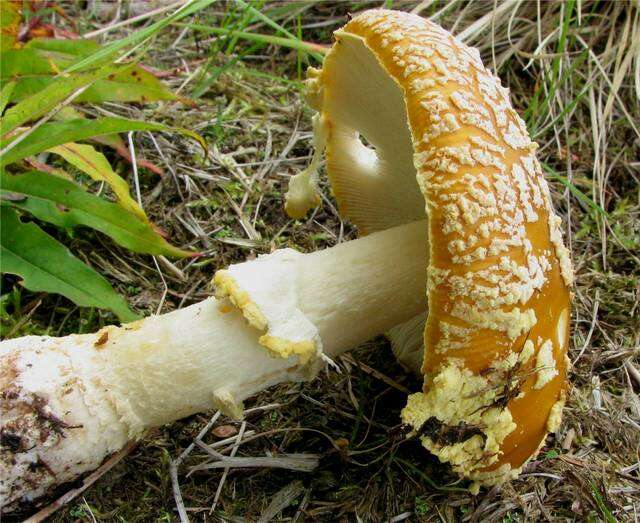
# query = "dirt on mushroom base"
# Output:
<box><xmin>4</xmin><ymin>1</ymin><xmax>638</xmax><ymax>521</ymax></box>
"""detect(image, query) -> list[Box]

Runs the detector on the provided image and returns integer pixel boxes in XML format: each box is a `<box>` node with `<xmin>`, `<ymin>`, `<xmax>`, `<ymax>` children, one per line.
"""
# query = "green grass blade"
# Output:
<box><xmin>192</xmin><ymin>41</ymin><xmax>263</xmax><ymax>98</ymax></box>
<box><xmin>589</xmin><ymin>482</ymin><xmax>618</xmax><ymax>523</ymax></box>
<box><xmin>0</xmin><ymin>206</ymin><xmax>139</xmax><ymax>322</ymax></box>
<box><xmin>235</xmin><ymin>0</ymin><xmax>323</xmax><ymax>61</ymax></box>
<box><xmin>231</xmin><ymin>66</ymin><xmax>303</xmax><ymax>87</ymax></box>
<box><xmin>542</xmin><ymin>163</ymin><xmax>608</xmax><ymax>217</ymax></box>
<box><xmin>64</xmin><ymin>0</ymin><xmax>216</xmax><ymax>73</ymax></box>
<box><xmin>394</xmin><ymin>458</ymin><xmax>468</xmax><ymax>493</ymax></box>
<box><xmin>1</xmin><ymin>170</ymin><xmax>196</xmax><ymax>258</ymax></box>
<box><xmin>177</xmin><ymin>23</ymin><xmax>327</xmax><ymax>58</ymax></box>
<box><xmin>223</xmin><ymin>0</ymin><xmax>263</xmax><ymax>56</ymax></box>
<box><xmin>530</xmin><ymin>52</ymin><xmax>589</xmax><ymax>136</ymax></box>
<box><xmin>235</xmin><ymin>0</ymin><xmax>297</xmax><ymax>38</ymax></box>
<box><xmin>525</xmin><ymin>0</ymin><xmax>578</xmax><ymax>130</ymax></box>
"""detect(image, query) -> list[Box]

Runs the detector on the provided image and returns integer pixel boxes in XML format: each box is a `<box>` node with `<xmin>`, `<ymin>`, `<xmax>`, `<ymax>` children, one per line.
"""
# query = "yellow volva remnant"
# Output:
<box><xmin>401</xmin><ymin>359</ymin><xmax>518</xmax><ymax>477</ymax></box>
<box><xmin>214</xmin><ymin>271</ymin><xmax>269</xmax><ymax>331</ymax></box>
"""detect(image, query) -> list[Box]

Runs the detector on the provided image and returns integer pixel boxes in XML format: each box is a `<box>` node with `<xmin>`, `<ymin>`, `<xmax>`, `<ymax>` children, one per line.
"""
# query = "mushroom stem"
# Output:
<box><xmin>1</xmin><ymin>219</ymin><xmax>427</xmax><ymax>510</ymax></box>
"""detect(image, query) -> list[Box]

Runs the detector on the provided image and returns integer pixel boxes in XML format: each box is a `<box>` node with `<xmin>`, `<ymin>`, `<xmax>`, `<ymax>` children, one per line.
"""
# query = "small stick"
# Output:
<box><xmin>341</xmin><ymin>353</ymin><xmax>410</xmax><ymax>394</ymax></box>
<box><xmin>170</xmin><ymin>411</ymin><xmax>222</xmax><ymax>523</ymax></box>
<box><xmin>169</xmin><ymin>459</ymin><xmax>189</xmax><ymax>523</ymax></box>
<box><xmin>625</xmin><ymin>360</ymin><xmax>640</xmax><ymax>388</ymax></box>
<box><xmin>24</xmin><ymin>440</ymin><xmax>139</xmax><ymax>523</ymax></box>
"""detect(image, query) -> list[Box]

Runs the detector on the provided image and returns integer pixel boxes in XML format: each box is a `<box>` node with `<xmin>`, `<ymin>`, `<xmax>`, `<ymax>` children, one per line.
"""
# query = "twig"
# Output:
<box><xmin>176</xmin><ymin>411</ymin><xmax>222</xmax><ymax>467</ymax></box>
<box><xmin>5</xmin><ymin>297</ymin><xmax>43</xmax><ymax>338</ymax></box>
<box><xmin>170</xmin><ymin>458</ymin><xmax>190</xmax><ymax>523</ymax></box>
<box><xmin>210</xmin><ymin>421</ymin><xmax>246</xmax><ymax>513</ymax></box>
<box><xmin>169</xmin><ymin>411</ymin><xmax>222</xmax><ymax>523</ymax></box>
<box><xmin>24</xmin><ymin>440</ymin><xmax>139</xmax><ymax>523</ymax></box>
<box><xmin>340</xmin><ymin>353</ymin><xmax>410</xmax><ymax>394</ymax></box>
<box><xmin>292</xmin><ymin>488</ymin><xmax>311</xmax><ymax>523</ymax></box>
<box><xmin>257</xmin><ymin>480</ymin><xmax>305</xmax><ymax>523</ymax></box>
<box><xmin>129</xmin><ymin>130</ymin><xmax>171</xmax><ymax>313</ymax></box>
<box><xmin>193</xmin><ymin>454</ymin><xmax>320</xmax><ymax>473</ymax></box>
<box><xmin>573</xmin><ymin>290</ymin><xmax>599</xmax><ymax>365</ymax></box>
<box><xmin>625</xmin><ymin>361</ymin><xmax>640</xmax><ymax>388</ymax></box>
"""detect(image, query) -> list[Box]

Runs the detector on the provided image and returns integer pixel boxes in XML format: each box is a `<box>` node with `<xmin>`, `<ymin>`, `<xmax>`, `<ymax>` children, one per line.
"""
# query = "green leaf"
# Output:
<box><xmin>1</xmin><ymin>68</ymin><xmax>113</xmax><ymax>136</ymax></box>
<box><xmin>24</xmin><ymin>37</ymin><xmax>102</xmax><ymax>56</ymax></box>
<box><xmin>0</xmin><ymin>116</ymin><xmax>206</xmax><ymax>167</ymax></box>
<box><xmin>589</xmin><ymin>481</ymin><xmax>618</xmax><ymax>523</ymax></box>
<box><xmin>0</xmin><ymin>80</ymin><xmax>15</xmax><ymax>114</ymax></box>
<box><xmin>1</xmin><ymin>170</ymin><xmax>195</xmax><ymax>258</ymax></box>
<box><xmin>47</xmin><ymin>142</ymin><xmax>146</xmax><ymax>220</ymax></box>
<box><xmin>80</xmin><ymin>66</ymin><xmax>177</xmax><ymax>104</ymax></box>
<box><xmin>0</xmin><ymin>48</ymin><xmax>68</xmax><ymax>77</ymax></box>
<box><xmin>0</xmin><ymin>206</ymin><xmax>138</xmax><ymax>322</ymax></box>
<box><xmin>0</xmin><ymin>48</ymin><xmax>176</xmax><ymax>104</ymax></box>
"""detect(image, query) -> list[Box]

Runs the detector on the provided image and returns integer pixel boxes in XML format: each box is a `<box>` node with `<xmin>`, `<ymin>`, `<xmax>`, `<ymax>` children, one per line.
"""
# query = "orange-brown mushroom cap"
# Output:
<box><xmin>286</xmin><ymin>9</ymin><xmax>573</xmax><ymax>489</ymax></box>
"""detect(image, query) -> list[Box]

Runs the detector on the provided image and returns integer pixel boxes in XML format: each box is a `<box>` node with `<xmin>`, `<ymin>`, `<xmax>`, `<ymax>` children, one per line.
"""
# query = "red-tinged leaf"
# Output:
<box><xmin>24</xmin><ymin>157</ymin><xmax>71</xmax><ymax>179</ymax></box>
<box><xmin>92</xmin><ymin>134</ymin><xmax>164</xmax><ymax>176</ymax></box>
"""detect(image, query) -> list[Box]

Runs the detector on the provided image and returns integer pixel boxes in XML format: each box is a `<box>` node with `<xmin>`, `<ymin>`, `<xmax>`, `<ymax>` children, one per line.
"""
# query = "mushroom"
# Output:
<box><xmin>286</xmin><ymin>9</ymin><xmax>574</xmax><ymax>490</ymax></box>
<box><xmin>0</xmin><ymin>9</ymin><xmax>572</xmax><ymax>511</ymax></box>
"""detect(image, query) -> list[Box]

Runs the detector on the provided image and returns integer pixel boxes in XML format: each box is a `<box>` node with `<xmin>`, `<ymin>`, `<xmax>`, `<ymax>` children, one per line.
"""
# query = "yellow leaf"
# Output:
<box><xmin>47</xmin><ymin>142</ymin><xmax>147</xmax><ymax>220</ymax></box>
<box><xmin>0</xmin><ymin>1</ymin><xmax>22</xmax><ymax>51</ymax></box>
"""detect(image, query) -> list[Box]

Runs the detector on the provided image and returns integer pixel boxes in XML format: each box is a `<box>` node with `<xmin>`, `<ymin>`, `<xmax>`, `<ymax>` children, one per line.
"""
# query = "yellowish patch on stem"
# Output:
<box><xmin>213</xmin><ymin>271</ymin><xmax>268</xmax><ymax>331</ymax></box>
